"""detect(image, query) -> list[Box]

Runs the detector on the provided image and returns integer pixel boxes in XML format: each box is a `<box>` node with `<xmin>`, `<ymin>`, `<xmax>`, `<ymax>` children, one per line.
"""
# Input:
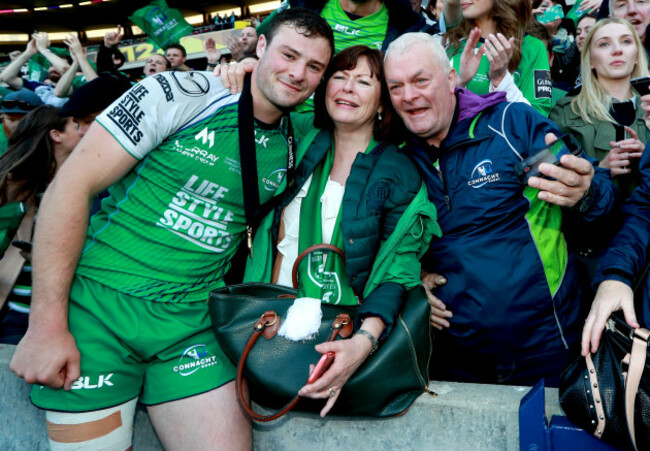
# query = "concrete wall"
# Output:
<box><xmin>0</xmin><ymin>344</ymin><xmax>562</xmax><ymax>450</ymax></box>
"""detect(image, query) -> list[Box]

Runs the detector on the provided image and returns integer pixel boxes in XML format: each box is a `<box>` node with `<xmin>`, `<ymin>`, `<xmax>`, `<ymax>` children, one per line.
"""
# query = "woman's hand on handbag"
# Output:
<box><xmin>422</xmin><ymin>271</ymin><xmax>452</xmax><ymax>330</ymax></box>
<box><xmin>298</xmin><ymin>319</ymin><xmax>383</xmax><ymax>417</ymax></box>
<box><xmin>581</xmin><ymin>280</ymin><xmax>639</xmax><ymax>356</ymax></box>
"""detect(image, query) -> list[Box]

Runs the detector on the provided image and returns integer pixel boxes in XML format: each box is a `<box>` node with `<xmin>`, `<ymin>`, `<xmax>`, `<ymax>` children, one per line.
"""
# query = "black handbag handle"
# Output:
<box><xmin>291</xmin><ymin>243</ymin><xmax>345</xmax><ymax>289</ymax></box>
<box><xmin>235</xmin><ymin>311</ymin><xmax>353</xmax><ymax>422</ymax></box>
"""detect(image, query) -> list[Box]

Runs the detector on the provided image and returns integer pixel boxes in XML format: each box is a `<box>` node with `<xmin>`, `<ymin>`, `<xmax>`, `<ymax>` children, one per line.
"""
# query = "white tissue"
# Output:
<box><xmin>278</xmin><ymin>297</ymin><xmax>322</xmax><ymax>341</ymax></box>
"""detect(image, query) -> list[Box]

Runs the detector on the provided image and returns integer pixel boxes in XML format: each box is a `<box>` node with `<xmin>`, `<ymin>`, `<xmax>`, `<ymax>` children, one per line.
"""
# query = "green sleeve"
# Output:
<box><xmin>364</xmin><ymin>184</ymin><xmax>441</xmax><ymax>297</ymax></box>
<box><xmin>360</xmin><ymin>185</ymin><xmax>441</xmax><ymax>338</ymax></box>
<box><xmin>515</xmin><ymin>36</ymin><xmax>553</xmax><ymax>117</ymax></box>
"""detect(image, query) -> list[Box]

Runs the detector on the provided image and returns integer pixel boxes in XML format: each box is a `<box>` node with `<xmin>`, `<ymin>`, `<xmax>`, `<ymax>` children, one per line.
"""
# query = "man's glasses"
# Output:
<box><xmin>1</xmin><ymin>100</ymin><xmax>37</xmax><ymax>112</ymax></box>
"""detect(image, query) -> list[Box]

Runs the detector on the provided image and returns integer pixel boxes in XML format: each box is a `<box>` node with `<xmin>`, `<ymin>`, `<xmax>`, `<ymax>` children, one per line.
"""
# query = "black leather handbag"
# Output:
<box><xmin>559</xmin><ymin>314</ymin><xmax>650</xmax><ymax>450</ymax></box>
<box><xmin>209</xmin><ymin>281</ymin><xmax>432</xmax><ymax>421</ymax></box>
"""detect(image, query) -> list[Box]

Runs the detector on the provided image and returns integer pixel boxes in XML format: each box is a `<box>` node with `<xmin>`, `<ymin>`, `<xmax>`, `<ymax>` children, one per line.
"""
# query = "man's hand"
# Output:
<box><xmin>421</xmin><ymin>271</ymin><xmax>452</xmax><ymax>330</ymax></box>
<box><xmin>581</xmin><ymin>280</ymin><xmax>639</xmax><ymax>356</ymax></box>
<box><xmin>24</xmin><ymin>38</ymin><xmax>38</xmax><ymax>58</ymax></box>
<box><xmin>528</xmin><ymin>133</ymin><xmax>595</xmax><ymax>208</ymax></box>
<box><xmin>64</xmin><ymin>33</ymin><xmax>84</xmax><ymax>60</ymax></box>
<box><xmin>601</xmin><ymin>126</ymin><xmax>645</xmax><ymax>176</ymax></box>
<box><xmin>10</xmin><ymin>324</ymin><xmax>81</xmax><ymax>390</ymax></box>
<box><xmin>227</xmin><ymin>35</ymin><xmax>245</xmax><ymax>62</ymax></box>
<box><xmin>33</xmin><ymin>32</ymin><xmax>50</xmax><ymax>53</ymax></box>
<box><xmin>216</xmin><ymin>59</ymin><xmax>257</xmax><ymax>94</ymax></box>
<box><xmin>104</xmin><ymin>25</ymin><xmax>123</xmax><ymax>48</ymax></box>
<box><xmin>204</xmin><ymin>38</ymin><xmax>222</xmax><ymax>66</ymax></box>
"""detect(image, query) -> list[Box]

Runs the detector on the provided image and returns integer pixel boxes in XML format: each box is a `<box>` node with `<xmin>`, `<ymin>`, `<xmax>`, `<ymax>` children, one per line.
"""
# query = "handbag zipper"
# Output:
<box><xmin>398</xmin><ymin>315</ymin><xmax>437</xmax><ymax>396</ymax></box>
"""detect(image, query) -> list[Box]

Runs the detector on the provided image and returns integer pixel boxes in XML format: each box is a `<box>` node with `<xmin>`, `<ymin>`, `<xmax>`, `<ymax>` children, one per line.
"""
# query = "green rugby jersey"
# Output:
<box><xmin>79</xmin><ymin>71</ymin><xmax>312</xmax><ymax>302</ymax></box>
<box><xmin>320</xmin><ymin>0</ymin><xmax>388</xmax><ymax>53</ymax></box>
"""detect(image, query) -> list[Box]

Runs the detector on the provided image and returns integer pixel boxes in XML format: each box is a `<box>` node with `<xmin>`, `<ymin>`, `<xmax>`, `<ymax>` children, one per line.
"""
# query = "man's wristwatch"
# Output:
<box><xmin>571</xmin><ymin>185</ymin><xmax>594</xmax><ymax>213</ymax></box>
<box><xmin>354</xmin><ymin>329</ymin><xmax>379</xmax><ymax>354</ymax></box>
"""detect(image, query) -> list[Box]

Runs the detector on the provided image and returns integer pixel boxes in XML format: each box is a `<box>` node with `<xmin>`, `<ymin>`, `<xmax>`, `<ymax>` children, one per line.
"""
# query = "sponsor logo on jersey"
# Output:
<box><xmin>157</xmin><ymin>174</ymin><xmax>234</xmax><ymax>252</ymax></box>
<box><xmin>468</xmin><ymin>159</ymin><xmax>501</xmax><ymax>188</ymax></box>
<box><xmin>106</xmin><ymin>84</ymin><xmax>149</xmax><ymax>145</ymax></box>
<box><xmin>254</xmin><ymin>130</ymin><xmax>269</xmax><ymax>148</ymax></box>
<box><xmin>262</xmin><ymin>168</ymin><xmax>287</xmax><ymax>191</ymax></box>
<box><xmin>153</xmin><ymin>74</ymin><xmax>174</xmax><ymax>102</ymax></box>
<box><xmin>224</xmin><ymin>157</ymin><xmax>242</xmax><ymax>174</ymax></box>
<box><xmin>170</xmin><ymin>71</ymin><xmax>210</xmax><ymax>97</ymax></box>
<box><xmin>333</xmin><ymin>23</ymin><xmax>361</xmax><ymax>36</ymax></box>
<box><xmin>534</xmin><ymin>70</ymin><xmax>552</xmax><ymax>99</ymax></box>
<box><xmin>71</xmin><ymin>374</ymin><xmax>114</xmax><ymax>390</ymax></box>
<box><xmin>173</xmin><ymin>140</ymin><xmax>219</xmax><ymax>166</ymax></box>
<box><xmin>173</xmin><ymin>344</ymin><xmax>217</xmax><ymax>376</ymax></box>
<box><xmin>195</xmin><ymin>127</ymin><xmax>215</xmax><ymax>148</ymax></box>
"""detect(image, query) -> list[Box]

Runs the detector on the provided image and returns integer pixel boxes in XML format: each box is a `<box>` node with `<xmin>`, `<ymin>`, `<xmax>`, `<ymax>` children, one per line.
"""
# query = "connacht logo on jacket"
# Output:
<box><xmin>468</xmin><ymin>159</ymin><xmax>501</xmax><ymax>188</ymax></box>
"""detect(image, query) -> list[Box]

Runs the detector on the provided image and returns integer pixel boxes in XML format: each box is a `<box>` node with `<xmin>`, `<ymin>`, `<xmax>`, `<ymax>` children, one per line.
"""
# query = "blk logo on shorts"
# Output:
<box><xmin>173</xmin><ymin>344</ymin><xmax>217</xmax><ymax>376</ymax></box>
<box><xmin>70</xmin><ymin>374</ymin><xmax>114</xmax><ymax>390</ymax></box>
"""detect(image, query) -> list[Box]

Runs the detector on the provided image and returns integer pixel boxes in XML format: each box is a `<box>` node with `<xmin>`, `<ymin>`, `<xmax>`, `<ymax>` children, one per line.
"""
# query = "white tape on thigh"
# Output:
<box><xmin>46</xmin><ymin>398</ymin><xmax>137</xmax><ymax>450</ymax></box>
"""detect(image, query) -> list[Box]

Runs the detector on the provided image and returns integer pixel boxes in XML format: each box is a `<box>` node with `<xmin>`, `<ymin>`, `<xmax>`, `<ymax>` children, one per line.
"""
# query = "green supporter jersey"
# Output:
<box><xmin>449</xmin><ymin>35</ymin><xmax>552</xmax><ymax>116</ymax></box>
<box><xmin>258</xmin><ymin>0</ymin><xmax>389</xmax><ymax>54</ymax></box>
<box><xmin>80</xmin><ymin>71</ymin><xmax>313</xmax><ymax>303</ymax></box>
<box><xmin>320</xmin><ymin>0</ymin><xmax>388</xmax><ymax>54</ymax></box>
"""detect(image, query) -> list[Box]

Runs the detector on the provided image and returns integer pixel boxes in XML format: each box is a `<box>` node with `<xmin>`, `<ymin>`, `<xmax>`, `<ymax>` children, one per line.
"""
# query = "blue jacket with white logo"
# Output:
<box><xmin>595</xmin><ymin>147</ymin><xmax>650</xmax><ymax>327</ymax></box>
<box><xmin>408</xmin><ymin>88</ymin><xmax>617</xmax><ymax>361</ymax></box>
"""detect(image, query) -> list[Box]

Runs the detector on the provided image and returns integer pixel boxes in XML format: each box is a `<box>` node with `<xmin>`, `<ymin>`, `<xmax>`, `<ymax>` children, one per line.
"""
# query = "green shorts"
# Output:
<box><xmin>30</xmin><ymin>275</ymin><xmax>236</xmax><ymax>412</ymax></box>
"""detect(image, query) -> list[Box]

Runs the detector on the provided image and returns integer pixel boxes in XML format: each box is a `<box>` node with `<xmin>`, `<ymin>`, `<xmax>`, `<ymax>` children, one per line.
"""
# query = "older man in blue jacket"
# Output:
<box><xmin>384</xmin><ymin>33</ymin><xmax>618</xmax><ymax>386</ymax></box>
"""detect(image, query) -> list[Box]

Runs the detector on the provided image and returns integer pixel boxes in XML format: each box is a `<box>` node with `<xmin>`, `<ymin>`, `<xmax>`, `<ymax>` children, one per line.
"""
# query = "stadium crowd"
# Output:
<box><xmin>0</xmin><ymin>0</ymin><xmax>648</xmax><ymax>449</ymax></box>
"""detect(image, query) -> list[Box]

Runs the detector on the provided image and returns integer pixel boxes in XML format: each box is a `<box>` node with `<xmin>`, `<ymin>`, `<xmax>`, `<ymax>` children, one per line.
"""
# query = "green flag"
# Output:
<box><xmin>129</xmin><ymin>0</ymin><xmax>193</xmax><ymax>49</ymax></box>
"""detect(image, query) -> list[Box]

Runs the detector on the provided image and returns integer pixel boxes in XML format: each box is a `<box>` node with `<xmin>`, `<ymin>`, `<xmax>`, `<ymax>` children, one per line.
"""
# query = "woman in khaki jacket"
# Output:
<box><xmin>550</xmin><ymin>18</ymin><xmax>650</xmax><ymax>199</ymax></box>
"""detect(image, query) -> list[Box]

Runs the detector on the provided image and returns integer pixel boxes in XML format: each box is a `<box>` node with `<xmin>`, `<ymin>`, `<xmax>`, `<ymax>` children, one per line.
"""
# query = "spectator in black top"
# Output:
<box><xmin>96</xmin><ymin>26</ymin><xmax>128</xmax><ymax>79</ymax></box>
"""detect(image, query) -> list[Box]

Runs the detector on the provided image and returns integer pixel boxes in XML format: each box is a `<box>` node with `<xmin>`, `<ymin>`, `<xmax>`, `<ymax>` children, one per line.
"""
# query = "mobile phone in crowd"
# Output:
<box><xmin>631</xmin><ymin>75</ymin><xmax>650</xmax><ymax>96</ymax></box>
<box><xmin>536</xmin><ymin>4</ymin><xmax>564</xmax><ymax>24</ymax></box>
<box><xmin>514</xmin><ymin>134</ymin><xmax>582</xmax><ymax>184</ymax></box>
<box><xmin>420</xmin><ymin>0</ymin><xmax>430</xmax><ymax>10</ymax></box>
<box><xmin>307</xmin><ymin>351</ymin><xmax>335</xmax><ymax>384</ymax></box>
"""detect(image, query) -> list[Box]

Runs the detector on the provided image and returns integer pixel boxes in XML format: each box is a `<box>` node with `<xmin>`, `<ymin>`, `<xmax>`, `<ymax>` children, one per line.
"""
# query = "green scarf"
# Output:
<box><xmin>296</xmin><ymin>139</ymin><xmax>377</xmax><ymax>306</ymax></box>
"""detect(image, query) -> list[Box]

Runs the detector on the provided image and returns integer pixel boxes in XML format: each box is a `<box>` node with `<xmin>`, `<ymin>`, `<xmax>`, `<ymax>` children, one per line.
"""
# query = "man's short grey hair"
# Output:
<box><xmin>385</xmin><ymin>33</ymin><xmax>451</xmax><ymax>74</ymax></box>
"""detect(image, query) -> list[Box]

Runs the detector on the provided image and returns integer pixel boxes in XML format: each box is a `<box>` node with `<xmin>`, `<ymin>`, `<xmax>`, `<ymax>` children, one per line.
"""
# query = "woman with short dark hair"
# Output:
<box><xmin>249</xmin><ymin>45</ymin><xmax>440</xmax><ymax>416</ymax></box>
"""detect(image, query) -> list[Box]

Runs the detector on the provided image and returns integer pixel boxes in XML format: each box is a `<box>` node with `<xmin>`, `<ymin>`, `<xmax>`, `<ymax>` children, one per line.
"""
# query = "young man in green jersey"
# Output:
<box><xmin>10</xmin><ymin>9</ymin><xmax>333</xmax><ymax>450</ymax></box>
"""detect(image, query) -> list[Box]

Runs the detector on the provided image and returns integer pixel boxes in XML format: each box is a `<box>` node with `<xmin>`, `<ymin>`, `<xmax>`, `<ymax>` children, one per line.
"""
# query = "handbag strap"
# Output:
<box><xmin>235</xmin><ymin>311</ymin><xmax>352</xmax><ymax>422</ymax></box>
<box><xmin>291</xmin><ymin>243</ymin><xmax>345</xmax><ymax>289</ymax></box>
<box><xmin>585</xmin><ymin>353</ymin><xmax>606</xmax><ymax>440</ymax></box>
<box><xmin>624</xmin><ymin>327</ymin><xmax>649</xmax><ymax>451</ymax></box>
